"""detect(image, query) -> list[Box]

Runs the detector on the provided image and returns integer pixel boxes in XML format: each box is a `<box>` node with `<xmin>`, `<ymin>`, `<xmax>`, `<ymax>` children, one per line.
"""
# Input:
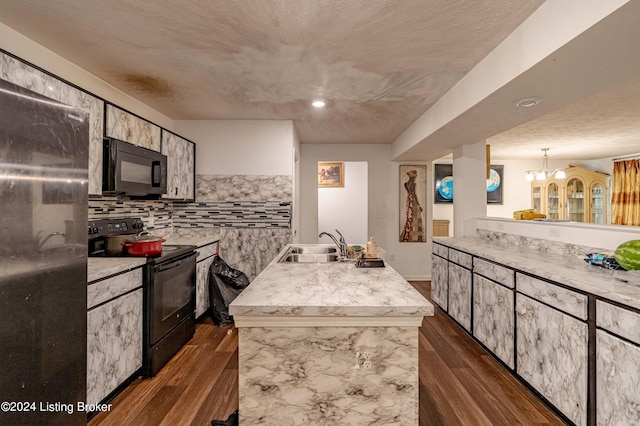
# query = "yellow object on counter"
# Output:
<box><xmin>513</xmin><ymin>209</ymin><xmax>547</xmax><ymax>220</ymax></box>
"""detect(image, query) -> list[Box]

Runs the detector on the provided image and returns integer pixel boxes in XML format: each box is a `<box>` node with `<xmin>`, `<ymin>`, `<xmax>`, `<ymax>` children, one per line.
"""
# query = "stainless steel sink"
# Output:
<box><xmin>288</xmin><ymin>246</ymin><xmax>338</xmax><ymax>255</ymax></box>
<box><xmin>279</xmin><ymin>253</ymin><xmax>340</xmax><ymax>263</ymax></box>
<box><xmin>278</xmin><ymin>245</ymin><xmax>340</xmax><ymax>263</ymax></box>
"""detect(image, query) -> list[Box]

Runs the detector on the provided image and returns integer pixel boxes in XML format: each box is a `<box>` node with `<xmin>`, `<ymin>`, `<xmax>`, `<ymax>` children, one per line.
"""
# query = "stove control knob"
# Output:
<box><xmin>88</xmin><ymin>226</ymin><xmax>92</xmax><ymax>235</ymax></box>
<box><xmin>92</xmin><ymin>226</ymin><xmax>99</xmax><ymax>234</ymax></box>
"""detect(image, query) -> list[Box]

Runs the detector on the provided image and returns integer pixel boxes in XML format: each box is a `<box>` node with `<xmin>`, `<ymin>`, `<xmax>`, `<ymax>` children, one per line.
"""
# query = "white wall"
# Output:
<box><xmin>318</xmin><ymin>162</ymin><xmax>368</xmax><ymax>245</ymax></box>
<box><xmin>0</xmin><ymin>22</ymin><xmax>174</xmax><ymax>130</ymax></box>
<box><xmin>174</xmin><ymin>120</ymin><xmax>295</xmax><ymax>175</ymax></box>
<box><xmin>301</xmin><ymin>144</ymin><xmax>431</xmax><ymax>279</ymax></box>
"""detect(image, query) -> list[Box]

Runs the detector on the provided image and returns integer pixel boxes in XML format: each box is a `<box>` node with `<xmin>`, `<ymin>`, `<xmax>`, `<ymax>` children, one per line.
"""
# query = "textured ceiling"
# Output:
<box><xmin>0</xmin><ymin>0</ymin><xmax>545</xmax><ymax>146</ymax></box>
<box><xmin>3</xmin><ymin>1</ymin><xmax>637</xmax><ymax>162</ymax></box>
<box><xmin>488</xmin><ymin>76</ymin><xmax>640</xmax><ymax>160</ymax></box>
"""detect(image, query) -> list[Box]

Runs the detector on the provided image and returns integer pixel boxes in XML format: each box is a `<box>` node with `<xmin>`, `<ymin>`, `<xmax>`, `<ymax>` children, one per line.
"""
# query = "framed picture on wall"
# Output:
<box><xmin>399</xmin><ymin>165</ymin><xmax>427</xmax><ymax>242</ymax></box>
<box><xmin>318</xmin><ymin>162</ymin><xmax>344</xmax><ymax>187</ymax></box>
<box><xmin>434</xmin><ymin>164</ymin><xmax>453</xmax><ymax>204</ymax></box>
<box><xmin>486</xmin><ymin>164</ymin><xmax>504</xmax><ymax>204</ymax></box>
<box><xmin>434</xmin><ymin>163</ymin><xmax>504</xmax><ymax>204</ymax></box>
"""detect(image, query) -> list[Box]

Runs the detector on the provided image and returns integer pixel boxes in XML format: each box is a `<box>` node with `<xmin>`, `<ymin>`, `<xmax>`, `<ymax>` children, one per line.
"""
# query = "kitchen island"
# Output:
<box><xmin>229</xmin><ymin>244</ymin><xmax>433</xmax><ymax>425</ymax></box>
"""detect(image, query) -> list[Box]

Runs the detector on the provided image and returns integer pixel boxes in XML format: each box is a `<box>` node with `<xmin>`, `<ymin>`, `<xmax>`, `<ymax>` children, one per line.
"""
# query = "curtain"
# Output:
<box><xmin>611</xmin><ymin>159</ymin><xmax>640</xmax><ymax>226</ymax></box>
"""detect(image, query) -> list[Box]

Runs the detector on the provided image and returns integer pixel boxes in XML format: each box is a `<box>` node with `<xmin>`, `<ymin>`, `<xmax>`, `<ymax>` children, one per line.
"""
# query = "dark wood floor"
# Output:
<box><xmin>89</xmin><ymin>282</ymin><xmax>567</xmax><ymax>426</ymax></box>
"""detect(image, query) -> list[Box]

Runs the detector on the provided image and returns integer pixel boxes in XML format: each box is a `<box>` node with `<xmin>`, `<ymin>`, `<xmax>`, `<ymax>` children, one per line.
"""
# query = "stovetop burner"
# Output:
<box><xmin>88</xmin><ymin>217</ymin><xmax>196</xmax><ymax>263</ymax></box>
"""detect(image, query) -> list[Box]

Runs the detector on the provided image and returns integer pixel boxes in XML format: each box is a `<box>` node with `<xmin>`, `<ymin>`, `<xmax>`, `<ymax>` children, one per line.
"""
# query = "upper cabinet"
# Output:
<box><xmin>0</xmin><ymin>52</ymin><xmax>105</xmax><ymax>195</ymax></box>
<box><xmin>161</xmin><ymin>130</ymin><xmax>195</xmax><ymax>201</ymax></box>
<box><xmin>531</xmin><ymin>166</ymin><xmax>611</xmax><ymax>224</ymax></box>
<box><xmin>105</xmin><ymin>104</ymin><xmax>161</xmax><ymax>152</ymax></box>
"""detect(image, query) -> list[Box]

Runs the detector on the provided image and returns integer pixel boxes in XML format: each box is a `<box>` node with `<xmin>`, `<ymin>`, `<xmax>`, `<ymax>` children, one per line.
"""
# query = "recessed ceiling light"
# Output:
<box><xmin>513</xmin><ymin>96</ymin><xmax>542</xmax><ymax>108</ymax></box>
<box><xmin>311</xmin><ymin>100</ymin><xmax>326</xmax><ymax>108</ymax></box>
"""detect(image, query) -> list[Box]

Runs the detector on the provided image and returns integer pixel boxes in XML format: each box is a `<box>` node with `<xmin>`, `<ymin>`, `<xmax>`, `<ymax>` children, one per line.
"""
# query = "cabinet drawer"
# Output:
<box><xmin>516</xmin><ymin>273</ymin><xmax>587</xmax><ymax>320</ymax></box>
<box><xmin>449</xmin><ymin>248</ymin><xmax>472</xmax><ymax>269</ymax></box>
<box><xmin>88</xmin><ymin>268</ymin><xmax>143</xmax><ymax>309</ymax></box>
<box><xmin>432</xmin><ymin>243</ymin><xmax>448</xmax><ymax>259</ymax></box>
<box><xmin>597</xmin><ymin>300</ymin><xmax>640</xmax><ymax>345</ymax></box>
<box><xmin>474</xmin><ymin>258</ymin><xmax>514</xmax><ymax>289</ymax></box>
<box><xmin>197</xmin><ymin>242</ymin><xmax>218</xmax><ymax>262</ymax></box>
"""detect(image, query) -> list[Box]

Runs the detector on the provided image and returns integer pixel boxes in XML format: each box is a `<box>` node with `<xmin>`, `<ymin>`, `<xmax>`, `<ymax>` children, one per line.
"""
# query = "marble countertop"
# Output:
<box><xmin>88</xmin><ymin>235</ymin><xmax>218</xmax><ymax>283</ymax></box>
<box><xmin>229</xmin><ymin>244</ymin><xmax>434</xmax><ymax>318</ymax></box>
<box><xmin>434</xmin><ymin>237</ymin><xmax>640</xmax><ymax>311</ymax></box>
<box><xmin>88</xmin><ymin>257</ymin><xmax>146</xmax><ymax>283</ymax></box>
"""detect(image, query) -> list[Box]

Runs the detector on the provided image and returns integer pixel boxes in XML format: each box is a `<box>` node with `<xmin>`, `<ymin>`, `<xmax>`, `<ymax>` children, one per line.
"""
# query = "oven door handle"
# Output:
<box><xmin>156</xmin><ymin>254</ymin><xmax>195</xmax><ymax>272</ymax></box>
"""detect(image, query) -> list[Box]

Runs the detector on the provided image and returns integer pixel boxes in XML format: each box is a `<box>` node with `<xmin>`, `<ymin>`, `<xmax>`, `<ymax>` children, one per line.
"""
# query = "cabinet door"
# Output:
<box><xmin>196</xmin><ymin>256</ymin><xmax>216</xmax><ymax>318</ymax></box>
<box><xmin>473</xmin><ymin>275</ymin><xmax>514</xmax><ymax>368</ymax></box>
<box><xmin>448</xmin><ymin>263</ymin><xmax>472</xmax><ymax>331</ymax></box>
<box><xmin>589</xmin><ymin>182</ymin><xmax>607</xmax><ymax>224</ymax></box>
<box><xmin>531</xmin><ymin>185</ymin><xmax>543</xmax><ymax>213</ymax></box>
<box><xmin>161</xmin><ymin>131</ymin><xmax>195</xmax><ymax>200</ymax></box>
<box><xmin>546</xmin><ymin>182</ymin><xmax>561</xmax><ymax>219</ymax></box>
<box><xmin>431</xmin><ymin>254</ymin><xmax>448</xmax><ymax>311</ymax></box>
<box><xmin>596</xmin><ymin>330</ymin><xmax>640</xmax><ymax>425</ymax></box>
<box><xmin>565</xmin><ymin>177</ymin><xmax>585</xmax><ymax>222</ymax></box>
<box><xmin>87</xmin><ymin>289</ymin><xmax>143</xmax><ymax>406</ymax></box>
<box><xmin>516</xmin><ymin>293</ymin><xmax>588</xmax><ymax>426</ymax></box>
<box><xmin>105</xmin><ymin>104</ymin><xmax>161</xmax><ymax>151</ymax></box>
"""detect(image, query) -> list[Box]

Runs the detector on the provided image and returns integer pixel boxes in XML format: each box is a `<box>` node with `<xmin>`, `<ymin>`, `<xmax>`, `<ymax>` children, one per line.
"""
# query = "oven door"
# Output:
<box><xmin>148</xmin><ymin>252</ymin><xmax>196</xmax><ymax>345</ymax></box>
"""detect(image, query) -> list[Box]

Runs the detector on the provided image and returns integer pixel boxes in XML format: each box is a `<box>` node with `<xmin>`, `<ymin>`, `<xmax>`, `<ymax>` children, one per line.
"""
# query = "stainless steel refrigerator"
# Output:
<box><xmin>0</xmin><ymin>78</ymin><xmax>88</xmax><ymax>425</ymax></box>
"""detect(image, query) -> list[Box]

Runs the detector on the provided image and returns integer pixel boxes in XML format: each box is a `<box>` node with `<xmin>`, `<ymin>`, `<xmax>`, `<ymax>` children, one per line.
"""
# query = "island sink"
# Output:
<box><xmin>230</xmin><ymin>243</ymin><xmax>433</xmax><ymax>425</ymax></box>
<box><xmin>277</xmin><ymin>244</ymin><xmax>340</xmax><ymax>263</ymax></box>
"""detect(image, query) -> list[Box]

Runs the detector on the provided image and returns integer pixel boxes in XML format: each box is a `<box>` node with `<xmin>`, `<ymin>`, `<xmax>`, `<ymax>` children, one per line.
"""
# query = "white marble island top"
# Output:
<box><xmin>434</xmin><ymin>236</ymin><xmax>640</xmax><ymax>311</ymax></box>
<box><xmin>229</xmin><ymin>244</ymin><xmax>433</xmax><ymax>327</ymax></box>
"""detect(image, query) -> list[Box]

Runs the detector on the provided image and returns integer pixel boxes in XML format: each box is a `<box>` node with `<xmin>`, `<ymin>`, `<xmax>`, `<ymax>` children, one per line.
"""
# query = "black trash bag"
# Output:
<box><xmin>212</xmin><ymin>410</ymin><xmax>238</xmax><ymax>426</ymax></box>
<box><xmin>208</xmin><ymin>255</ymin><xmax>249</xmax><ymax>326</ymax></box>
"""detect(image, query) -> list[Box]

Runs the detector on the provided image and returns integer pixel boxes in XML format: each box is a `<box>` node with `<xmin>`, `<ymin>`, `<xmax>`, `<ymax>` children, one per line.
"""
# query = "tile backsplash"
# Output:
<box><xmin>88</xmin><ymin>197</ymin><xmax>173</xmax><ymax>232</ymax></box>
<box><xmin>88</xmin><ymin>173</ymin><xmax>293</xmax><ymax>233</ymax></box>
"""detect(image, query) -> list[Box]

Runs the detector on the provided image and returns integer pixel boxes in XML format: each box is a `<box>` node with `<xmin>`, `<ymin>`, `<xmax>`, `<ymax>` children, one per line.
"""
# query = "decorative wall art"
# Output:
<box><xmin>400</xmin><ymin>165</ymin><xmax>427</xmax><ymax>242</ymax></box>
<box><xmin>434</xmin><ymin>164</ymin><xmax>453</xmax><ymax>204</ymax></box>
<box><xmin>486</xmin><ymin>165</ymin><xmax>504</xmax><ymax>204</ymax></box>
<box><xmin>318</xmin><ymin>162</ymin><xmax>344</xmax><ymax>188</ymax></box>
<box><xmin>434</xmin><ymin>164</ymin><xmax>504</xmax><ymax>204</ymax></box>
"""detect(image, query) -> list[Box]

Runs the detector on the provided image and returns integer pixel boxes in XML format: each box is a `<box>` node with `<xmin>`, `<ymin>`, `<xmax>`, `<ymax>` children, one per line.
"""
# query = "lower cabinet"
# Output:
<box><xmin>87</xmin><ymin>289</ymin><xmax>143</xmax><ymax>406</ymax></box>
<box><xmin>195</xmin><ymin>242</ymin><xmax>218</xmax><ymax>318</ymax></box>
<box><xmin>431</xmin><ymin>254</ymin><xmax>448</xmax><ymax>311</ymax></box>
<box><xmin>473</xmin><ymin>274</ymin><xmax>514</xmax><ymax>368</ymax></box>
<box><xmin>448</xmin><ymin>262</ymin><xmax>472</xmax><ymax>331</ymax></box>
<box><xmin>515</xmin><ymin>293</ymin><xmax>588</xmax><ymax>426</ymax></box>
<box><xmin>596</xmin><ymin>300</ymin><xmax>640</xmax><ymax>425</ymax></box>
<box><xmin>596</xmin><ymin>330</ymin><xmax>640</xmax><ymax>425</ymax></box>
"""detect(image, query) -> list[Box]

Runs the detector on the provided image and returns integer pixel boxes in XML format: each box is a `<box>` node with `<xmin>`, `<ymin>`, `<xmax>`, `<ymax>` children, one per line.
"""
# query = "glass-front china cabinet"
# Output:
<box><xmin>530</xmin><ymin>166</ymin><xmax>610</xmax><ymax>223</ymax></box>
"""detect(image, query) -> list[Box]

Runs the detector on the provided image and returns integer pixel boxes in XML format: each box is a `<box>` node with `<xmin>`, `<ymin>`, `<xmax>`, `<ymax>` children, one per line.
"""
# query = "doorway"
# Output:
<box><xmin>317</xmin><ymin>161</ymin><xmax>368</xmax><ymax>245</ymax></box>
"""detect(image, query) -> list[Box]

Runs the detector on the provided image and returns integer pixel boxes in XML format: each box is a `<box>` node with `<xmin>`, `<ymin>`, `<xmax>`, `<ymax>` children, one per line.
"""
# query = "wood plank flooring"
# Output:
<box><xmin>89</xmin><ymin>281</ymin><xmax>567</xmax><ymax>426</ymax></box>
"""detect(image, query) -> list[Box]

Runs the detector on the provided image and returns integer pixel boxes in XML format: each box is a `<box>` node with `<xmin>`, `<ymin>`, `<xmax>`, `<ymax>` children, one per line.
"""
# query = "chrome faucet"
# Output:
<box><xmin>319</xmin><ymin>229</ymin><xmax>348</xmax><ymax>261</ymax></box>
<box><xmin>38</xmin><ymin>231</ymin><xmax>66</xmax><ymax>250</ymax></box>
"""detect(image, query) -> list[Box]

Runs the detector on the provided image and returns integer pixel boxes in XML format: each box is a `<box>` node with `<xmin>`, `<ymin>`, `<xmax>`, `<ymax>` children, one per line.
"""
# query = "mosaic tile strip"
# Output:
<box><xmin>88</xmin><ymin>196</ymin><xmax>173</xmax><ymax>232</ymax></box>
<box><xmin>172</xmin><ymin>201</ymin><xmax>291</xmax><ymax>229</ymax></box>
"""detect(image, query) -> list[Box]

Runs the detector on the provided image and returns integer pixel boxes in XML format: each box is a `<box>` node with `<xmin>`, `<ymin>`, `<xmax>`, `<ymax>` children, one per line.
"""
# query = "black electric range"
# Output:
<box><xmin>88</xmin><ymin>217</ymin><xmax>196</xmax><ymax>262</ymax></box>
<box><xmin>88</xmin><ymin>217</ymin><xmax>197</xmax><ymax>377</ymax></box>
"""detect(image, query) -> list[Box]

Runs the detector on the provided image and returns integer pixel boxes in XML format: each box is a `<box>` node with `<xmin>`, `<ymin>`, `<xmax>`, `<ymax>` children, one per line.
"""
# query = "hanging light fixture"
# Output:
<box><xmin>525</xmin><ymin>148</ymin><xmax>566</xmax><ymax>181</ymax></box>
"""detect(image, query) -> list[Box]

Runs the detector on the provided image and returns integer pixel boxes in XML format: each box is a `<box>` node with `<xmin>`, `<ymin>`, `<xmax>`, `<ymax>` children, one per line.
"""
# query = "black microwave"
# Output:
<box><xmin>102</xmin><ymin>137</ymin><xmax>167</xmax><ymax>197</ymax></box>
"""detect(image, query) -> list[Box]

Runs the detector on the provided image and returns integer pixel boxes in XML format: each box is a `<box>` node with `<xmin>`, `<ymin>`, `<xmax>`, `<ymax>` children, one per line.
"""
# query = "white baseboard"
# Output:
<box><xmin>403</xmin><ymin>275</ymin><xmax>431</xmax><ymax>281</ymax></box>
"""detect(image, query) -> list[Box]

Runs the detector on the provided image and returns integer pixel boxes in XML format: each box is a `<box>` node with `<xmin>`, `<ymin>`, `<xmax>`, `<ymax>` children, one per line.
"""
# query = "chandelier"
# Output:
<box><xmin>525</xmin><ymin>148</ymin><xmax>566</xmax><ymax>181</ymax></box>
